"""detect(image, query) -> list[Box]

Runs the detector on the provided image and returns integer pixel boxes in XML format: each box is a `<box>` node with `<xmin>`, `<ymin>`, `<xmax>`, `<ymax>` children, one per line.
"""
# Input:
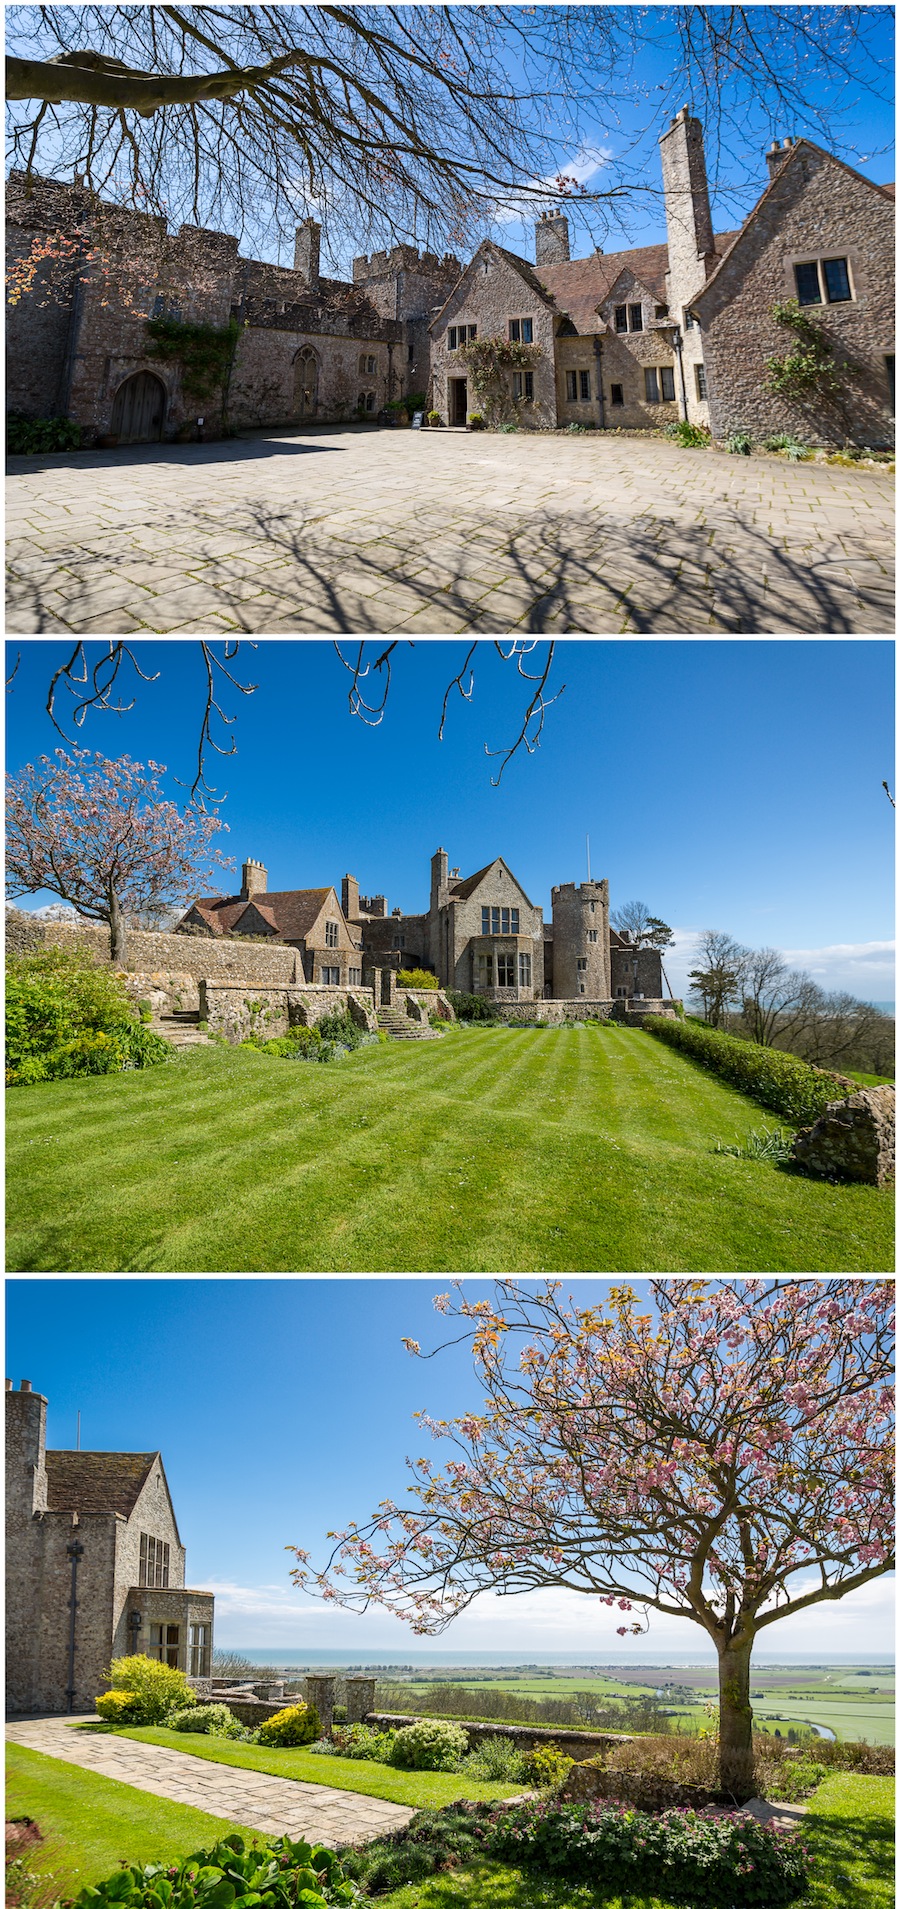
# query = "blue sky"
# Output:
<box><xmin>6</xmin><ymin>1277</ymin><xmax>893</xmax><ymax>1660</ymax></box>
<box><xmin>6</xmin><ymin>638</ymin><xmax>895</xmax><ymax>1002</ymax></box>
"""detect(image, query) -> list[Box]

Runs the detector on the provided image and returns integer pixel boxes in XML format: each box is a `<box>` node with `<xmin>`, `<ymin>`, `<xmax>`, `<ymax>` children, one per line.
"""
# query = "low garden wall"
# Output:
<box><xmin>198</xmin><ymin>982</ymin><xmax>378</xmax><ymax>1043</ymax></box>
<box><xmin>561</xmin><ymin>1759</ymin><xmax>721</xmax><ymax>1811</ymax></box>
<box><xmin>490</xmin><ymin>1000</ymin><xmax>615</xmax><ymax>1025</ymax></box>
<box><xmin>366</xmin><ymin>1712</ymin><xmax>633</xmax><ymax>1757</ymax></box>
<box><xmin>7</xmin><ymin>914</ymin><xmax>302</xmax><ymax>984</ymax></box>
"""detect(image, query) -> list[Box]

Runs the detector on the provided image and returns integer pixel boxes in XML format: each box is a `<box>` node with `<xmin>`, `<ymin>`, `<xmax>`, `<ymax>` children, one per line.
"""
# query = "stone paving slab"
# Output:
<box><xmin>6</xmin><ymin>1716</ymin><xmax>415</xmax><ymax>1846</ymax></box>
<box><xmin>5</xmin><ymin>428</ymin><xmax>893</xmax><ymax>633</ymax></box>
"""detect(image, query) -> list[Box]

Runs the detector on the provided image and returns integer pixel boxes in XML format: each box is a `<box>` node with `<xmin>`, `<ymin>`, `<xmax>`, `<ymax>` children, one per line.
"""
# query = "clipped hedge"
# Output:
<box><xmin>257</xmin><ymin>1702</ymin><xmax>320</xmax><ymax>1747</ymax></box>
<box><xmin>487</xmin><ymin>1798</ymin><xmax>812</xmax><ymax>1908</ymax></box>
<box><xmin>643</xmin><ymin>1016</ymin><xmax>850</xmax><ymax>1126</ymax></box>
<box><xmin>103</xmin><ymin>1654</ymin><xmax>194</xmax><ymax>1724</ymax></box>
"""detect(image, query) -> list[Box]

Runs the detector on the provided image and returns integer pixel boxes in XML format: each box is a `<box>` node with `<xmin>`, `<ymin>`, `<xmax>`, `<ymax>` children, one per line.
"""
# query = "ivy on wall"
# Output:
<box><xmin>764</xmin><ymin>299</ymin><xmax>843</xmax><ymax>408</ymax></box>
<box><xmin>144</xmin><ymin>315</ymin><xmax>243</xmax><ymax>411</ymax></box>
<box><xmin>458</xmin><ymin>334</ymin><xmax>540</xmax><ymax>425</ymax></box>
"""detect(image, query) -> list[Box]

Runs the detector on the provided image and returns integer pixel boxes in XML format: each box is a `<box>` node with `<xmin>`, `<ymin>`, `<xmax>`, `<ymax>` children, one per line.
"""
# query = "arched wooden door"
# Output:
<box><xmin>110</xmin><ymin>371</ymin><xmax>166</xmax><ymax>444</ymax></box>
<box><xmin>293</xmin><ymin>347</ymin><xmax>319</xmax><ymax>422</ymax></box>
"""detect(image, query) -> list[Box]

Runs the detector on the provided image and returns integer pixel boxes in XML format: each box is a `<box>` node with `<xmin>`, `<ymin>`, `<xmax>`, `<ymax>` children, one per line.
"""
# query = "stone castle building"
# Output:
<box><xmin>6</xmin><ymin>1378</ymin><xmax>214</xmax><ymax>1715</ymax></box>
<box><xmin>181</xmin><ymin>850</ymin><xmax>666</xmax><ymax>1007</ymax></box>
<box><xmin>6</xmin><ymin>110</ymin><xmax>893</xmax><ymax>446</ymax></box>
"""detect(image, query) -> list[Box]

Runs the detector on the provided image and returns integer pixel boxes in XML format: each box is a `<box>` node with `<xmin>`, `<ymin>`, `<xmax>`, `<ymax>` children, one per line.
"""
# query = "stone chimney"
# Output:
<box><xmin>294</xmin><ymin>218</ymin><xmax>321</xmax><ymax>284</ymax></box>
<box><xmin>765</xmin><ymin>137</ymin><xmax>797</xmax><ymax>181</ymax></box>
<box><xmin>341</xmin><ymin>875</ymin><xmax>360</xmax><ymax>922</ymax></box>
<box><xmin>535</xmin><ymin>210</ymin><xmax>570</xmax><ymax>265</ymax></box>
<box><xmin>430</xmin><ymin>848</ymin><xmax>449</xmax><ymax>911</ymax></box>
<box><xmin>6</xmin><ymin>1380</ymin><xmax>48</xmax><ymax>1523</ymax></box>
<box><xmin>241</xmin><ymin>859</ymin><xmax>268</xmax><ymax>901</ymax></box>
<box><xmin>659</xmin><ymin>107</ymin><xmax>715</xmax><ymax>305</ymax></box>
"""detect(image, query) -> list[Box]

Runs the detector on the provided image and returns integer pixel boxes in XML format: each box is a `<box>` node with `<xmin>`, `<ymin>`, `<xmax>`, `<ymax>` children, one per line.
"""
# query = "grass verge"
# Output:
<box><xmin>5</xmin><ymin>1744</ymin><xmax>250</xmax><ymax>1896</ymax></box>
<box><xmin>802</xmin><ymin>1772</ymin><xmax>895</xmax><ymax>1907</ymax></box>
<box><xmin>6</xmin><ymin>1027</ymin><xmax>893</xmax><ymax>1272</ymax></box>
<box><xmin>102</xmin><ymin>1724</ymin><xmax>518</xmax><ymax>1807</ymax></box>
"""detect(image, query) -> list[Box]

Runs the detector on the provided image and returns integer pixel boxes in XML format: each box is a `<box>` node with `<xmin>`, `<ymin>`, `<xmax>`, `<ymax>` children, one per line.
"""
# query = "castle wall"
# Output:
<box><xmin>610</xmin><ymin>944</ymin><xmax>665</xmax><ymax>998</ymax></box>
<box><xmin>695</xmin><ymin>150</ymin><xmax>895</xmax><ymax>447</ymax></box>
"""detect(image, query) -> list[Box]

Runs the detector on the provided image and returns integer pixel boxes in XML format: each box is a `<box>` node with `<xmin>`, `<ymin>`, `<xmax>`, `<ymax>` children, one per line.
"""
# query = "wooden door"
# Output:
<box><xmin>111</xmin><ymin>371</ymin><xmax>166</xmax><ymax>443</ymax></box>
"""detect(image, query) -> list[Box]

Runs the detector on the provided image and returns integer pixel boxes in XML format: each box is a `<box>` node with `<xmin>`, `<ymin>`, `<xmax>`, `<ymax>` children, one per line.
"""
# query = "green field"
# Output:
<box><xmin>6</xmin><ymin>1025</ymin><xmax>893</xmax><ymax>1272</ymax></box>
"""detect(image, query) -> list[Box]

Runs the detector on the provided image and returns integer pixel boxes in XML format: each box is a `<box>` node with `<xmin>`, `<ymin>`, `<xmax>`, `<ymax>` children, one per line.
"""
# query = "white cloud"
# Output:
<box><xmin>664</xmin><ymin>929</ymin><xmax>895</xmax><ymax>1004</ymax></box>
<box><xmin>492</xmin><ymin>145</ymin><xmax>611</xmax><ymax>227</ymax></box>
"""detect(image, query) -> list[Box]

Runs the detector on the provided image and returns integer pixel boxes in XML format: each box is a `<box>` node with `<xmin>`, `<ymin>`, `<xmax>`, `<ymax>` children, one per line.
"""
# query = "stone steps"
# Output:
<box><xmin>152</xmin><ymin>1012</ymin><xmax>211</xmax><ymax>1049</ymax></box>
<box><xmin>376</xmin><ymin>1009</ymin><xmax>442</xmax><ymax>1041</ymax></box>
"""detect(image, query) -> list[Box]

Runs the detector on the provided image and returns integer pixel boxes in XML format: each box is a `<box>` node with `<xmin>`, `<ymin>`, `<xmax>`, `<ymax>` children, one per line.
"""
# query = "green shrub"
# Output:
<box><xmin>446</xmin><ymin>990</ymin><xmax>502</xmax><ymax>1023</ymax></box>
<box><xmin>665</xmin><ymin>419</ymin><xmax>711</xmax><ymax>448</ymax></box>
<box><xmin>764</xmin><ymin>1757</ymin><xmax>827</xmax><ymax>1801</ymax></box>
<box><xmin>389</xmin><ymin>1718</ymin><xmax>469</xmax><ymax>1772</ymax></box>
<box><xmin>396</xmin><ymin>969</ymin><xmax>439</xmax><ymax>989</ymax></box>
<box><xmin>426</xmin><ymin>410</ymin><xmax>442</xmax><ymax>426</ymax></box>
<box><xmin>499</xmin><ymin>420</ymin><xmax>519</xmax><ymax>432</ymax></box>
<box><xmin>462</xmin><ymin>1736</ymin><xmax>528</xmax><ymax>1782</ymax></box>
<box><xmin>315</xmin><ymin>1009</ymin><xmax>365</xmax><ymax>1051</ymax></box>
<box><xmin>761</xmin><ymin>431</ymin><xmax>812</xmax><ymax>460</ymax></box>
<box><xmin>643</xmin><ymin>1015</ymin><xmax>851</xmax><ymax>1126</ymax></box>
<box><xmin>331</xmin><ymin>1722</ymin><xmax>397</xmax><ymax>1763</ymax></box>
<box><xmin>257</xmin><ymin>1702</ymin><xmax>320</xmax><ymax>1747</ymax></box>
<box><xmin>725</xmin><ymin>428</ymin><xmax>753</xmax><ymax>455</ymax></box>
<box><xmin>486</xmin><ymin>1798</ymin><xmax>812</xmax><ymax>1907</ymax></box>
<box><xmin>713</xmin><ymin>1124</ymin><xmax>795</xmax><ymax>1163</ymax></box>
<box><xmin>6</xmin><ymin>948</ymin><xmax>172</xmax><ymax>1086</ymax></box>
<box><xmin>67</xmin><ymin>1832</ymin><xmax>357</xmax><ymax>1909</ymax></box>
<box><xmin>7</xmin><ymin>413</ymin><xmax>84</xmax><ymax>454</ymax></box>
<box><xmin>811</xmin><ymin>1737</ymin><xmax>894</xmax><ymax>1775</ymax></box>
<box><xmin>522</xmin><ymin>1743</ymin><xmax>575</xmax><ymax>1788</ymax></box>
<box><xmin>105</xmin><ymin>1654</ymin><xmax>194</xmax><ymax>1724</ymax></box>
<box><xmin>340</xmin><ymin>1804</ymin><xmax>493</xmax><ymax>1893</ymax></box>
<box><xmin>95</xmin><ymin>1690</ymin><xmax>139</xmax><ymax>1724</ymax></box>
<box><xmin>171</xmin><ymin>1703</ymin><xmax>244</xmax><ymax>1739</ymax></box>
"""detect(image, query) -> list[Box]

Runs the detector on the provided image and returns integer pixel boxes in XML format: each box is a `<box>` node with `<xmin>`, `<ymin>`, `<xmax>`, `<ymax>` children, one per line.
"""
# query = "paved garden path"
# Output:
<box><xmin>6</xmin><ymin>427</ymin><xmax>893</xmax><ymax>633</ymax></box>
<box><xmin>6</xmin><ymin>1716</ymin><xmax>416</xmax><ymax>1845</ymax></box>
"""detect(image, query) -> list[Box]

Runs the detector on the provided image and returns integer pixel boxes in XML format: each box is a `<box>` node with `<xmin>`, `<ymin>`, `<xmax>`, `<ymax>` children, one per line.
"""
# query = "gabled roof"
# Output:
<box><xmin>692</xmin><ymin>140</ymin><xmax>894</xmax><ymax>312</ymax></box>
<box><xmin>430</xmin><ymin>231</ymin><xmax>740</xmax><ymax>338</ymax></box>
<box><xmin>45</xmin><ymin>1450</ymin><xmax>158</xmax><ymax>1517</ymax></box>
<box><xmin>429</xmin><ymin>239</ymin><xmax>556</xmax><ymax>332</ymax></box>
<box><xmin>447</xmin><ymin>857</ymin><xmax>537</xmax><ymax>909</ymax></box>
<box><xmin>187</xmin><ymin>887</ymin><xmax>338</xmax><ymax>942</ymax></box>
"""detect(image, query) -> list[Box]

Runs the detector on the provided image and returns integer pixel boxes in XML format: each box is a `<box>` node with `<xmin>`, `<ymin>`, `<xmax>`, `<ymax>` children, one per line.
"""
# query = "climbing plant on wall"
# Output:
<box><xmin>144</xmin><ymin>315</ymin><xmax>243</xmax><ymax>421</ymax></box>
<box><xmin>458</xmin><ymin>335</ymin><xmax>539</xmax><ymax>425</ymax></box>
<box><xmin>764</xmin><ymin>299</ymin><xmax>844</xmax><ymax>411</ymax></box>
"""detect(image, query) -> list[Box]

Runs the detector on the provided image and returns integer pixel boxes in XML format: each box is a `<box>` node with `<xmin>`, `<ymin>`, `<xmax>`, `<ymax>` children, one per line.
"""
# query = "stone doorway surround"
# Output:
<box><xmin>6</xmin><ymin>1715</ymin><xmax>416</xmax><ymax>1846</ymax></box>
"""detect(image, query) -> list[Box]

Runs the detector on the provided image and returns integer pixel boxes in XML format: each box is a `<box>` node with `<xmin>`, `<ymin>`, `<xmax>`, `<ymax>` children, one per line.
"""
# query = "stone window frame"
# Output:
<box><xmin>496</xmin><ymin>952</ymin><xmax>516</xmax><ymax>987</ymax></box>
<box><xmin>644</xmin><ymin>366</ymin><xmax>676</xmax><ymax>404</ymax></box>
<box><xmin>512</xmin><ymin>369</ymin><xmax>534</xmax><ymax>401</ymax></box>
<box><xmin>447</xmin><ymin>323</ymin><xmax>477</xmax><ymax>349</ymax></box>
<box><xmin>149</xmin><ymin>1621</ymin><xmax>181</xmax><ymax>1669</ymax></box>
<box><xmin>683</xmin><ymin>306</ymin><xmax>699</xmax><ymax>331</ymax></box>
<box><xmin>189</xmin><ymin>1622</ymin><xmax>211</xmax><ymax>1679</ymax></box>
<box><xmin>784</xmin><ymin>250</ymin><xmax>859</xmax><ymax>308</ymax></box>
<box><xmin>483</xmin><ymin>906</ymin><xmax>519</xmax><ymax>935</ymax></box>
<box><xmin>321</xmin><ymin>964</ymin><xmax>340</xmax><ymax>985</ymax></box>
<box><xmin>139</xmin><ymin>1532</ymin><xmax>170</xmax><ymax>1588</ymax></box>
<box><xmin>358</xmin><ymin>390</ymin><xmax>376</xmax><ymax>413</ymax></box>
<box><xmin>609</xmin><ymin>382</ymin><xmax>625</xmax><ymax>406</ymax></box>
<box><xmin>507</xmin><ymin>316</ymin><xmax>534</xmax><ymax>343</ymax></box>
<box><xmin>695</xmin><ymin>363</ymin><xmax>708</xmax><ymax>401</ymax></box>
<box><xmin>349</xmin><ymin>966</ymin><xmax>361</xmax><ymax>985</ymax></box>
<box><xmin>518</xmin><ymin>950</ymin><xmax>532</xmax><ymax>989</ymax></box>
<box><xmin>325</xmin><ymin>920</ymin><xmax>339</xmax><ymax>948</ymax></box>
<box><xmin>357</xmin><ymin>352</ymin><xmax>378</xmax><ymax>375</ymax></box>
<box><xmin>576</xmin><ymin>957</ymin><xmax>588</xmax><ymax>972</ymax></box>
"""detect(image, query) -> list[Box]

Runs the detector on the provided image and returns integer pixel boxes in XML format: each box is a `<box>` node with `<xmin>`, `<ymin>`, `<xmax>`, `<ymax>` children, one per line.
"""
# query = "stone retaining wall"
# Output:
<box><xmin>561</xmin><ymin>1760</ymin><xmax>721</xmax><ymax>1811</ymax></box>
<box><xmin>8</xmin><ymin>915</ymin><xmax>301</xmax><ymax>984</ymax></box>
<box><xmin>198</xmin><ymin>983</ymin><xmax>378</xmax><ymax>1043</ymax></box>
<box><xmin>490</xmin><ymin>1000</ymin><xmax>615</xmax><ymax>1025</ymax></box>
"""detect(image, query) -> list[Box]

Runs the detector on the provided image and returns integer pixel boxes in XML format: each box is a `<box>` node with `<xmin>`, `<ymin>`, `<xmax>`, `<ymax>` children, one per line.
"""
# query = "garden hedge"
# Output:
<box><xmin>643</xmin><ymin>1016</ymin><xmax>850</xmax><ymax>1126</ymax></box>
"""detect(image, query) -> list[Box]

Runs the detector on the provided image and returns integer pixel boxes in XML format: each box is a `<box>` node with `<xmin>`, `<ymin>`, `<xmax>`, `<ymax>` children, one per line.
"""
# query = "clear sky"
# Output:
<box><xmin>6</xmin><ymin>1277</ymin><xmax>894</xmax><ymax>1661</ymax></box>
<box><xmin>6</xmin><ymin>637</ymin><xmax>895</xmax><ymax>1003</ymax></box>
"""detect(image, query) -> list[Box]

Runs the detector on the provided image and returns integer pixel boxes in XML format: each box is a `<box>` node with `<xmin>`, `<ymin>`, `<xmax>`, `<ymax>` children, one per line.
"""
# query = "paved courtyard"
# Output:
<box><xmin>6</xmin><ymin>1715</ymin><xmax>416</xmax><ymax>1845</ymax></box>
<box><xmin>6</xmin><ymin>427</ymin><xmax>893</xmax><ymax>634</ymax></box>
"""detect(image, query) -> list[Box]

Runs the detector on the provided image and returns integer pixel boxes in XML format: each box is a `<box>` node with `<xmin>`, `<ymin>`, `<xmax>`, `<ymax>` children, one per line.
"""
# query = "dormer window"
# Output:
<box><xmin>614</xmin><ymin>304</ymin><xmax>643</xmax><ymax>333</ymax></box>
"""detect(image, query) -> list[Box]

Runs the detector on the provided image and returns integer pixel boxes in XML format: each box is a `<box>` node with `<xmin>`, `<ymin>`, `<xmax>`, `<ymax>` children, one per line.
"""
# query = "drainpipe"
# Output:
<box><xmin>672</xmin><ymin>325</ymin><xmax>688</xmax><ymax>421</ymax></box>
<box><xmin>593</xmin><ymin>335</ymin><xmax>606</xmax><ymax>430</ymax></box>
<box><xmin>65</xmin><ymin>1523</ymin><xmax>84</xmax><ymax>1713</ymax></box>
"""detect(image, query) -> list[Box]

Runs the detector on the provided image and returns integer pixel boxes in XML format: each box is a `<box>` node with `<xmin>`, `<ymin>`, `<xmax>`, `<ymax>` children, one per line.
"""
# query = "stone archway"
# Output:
<box><xmin>293</xmin><ymin>347</ymin><xmax>320</xmax><ymax>422</ymax></box>
<box><xmin>110</xmin><ymin>370</ymin><xmax>167</xmax><ymax>444</ymax></box>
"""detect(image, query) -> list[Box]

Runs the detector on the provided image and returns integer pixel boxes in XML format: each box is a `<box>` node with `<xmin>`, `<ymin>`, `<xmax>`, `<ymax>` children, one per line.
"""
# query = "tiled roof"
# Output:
<box><xmin>45</xmin><ymin>1450</ymin><xmax>158</xmax><ymax>1517</ymax></box>
<box><xmin>536</xmin><ymin>233</ymin><xmax>739</xmax><ymax>332</ymax></box>
<box><xmin>189</xmin><ymin>888</ymin><xmax>334</xmax><ymax>941</ymax></box>
<box><xmin>448</xmin><ymin>860</ymin><xmax>499</xmax><ymax>900</ymax></box>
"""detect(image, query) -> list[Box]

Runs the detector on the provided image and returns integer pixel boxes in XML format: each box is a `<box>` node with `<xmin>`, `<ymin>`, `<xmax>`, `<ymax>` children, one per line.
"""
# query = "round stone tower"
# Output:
<box><xmin>550</xmin><ymin>879</ymin><xmax>610</xmax><ymax>1000</ymax></box>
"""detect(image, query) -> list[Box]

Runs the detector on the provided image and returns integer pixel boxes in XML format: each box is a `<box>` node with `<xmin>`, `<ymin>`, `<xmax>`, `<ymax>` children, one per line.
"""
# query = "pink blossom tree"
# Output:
<box><xmin>291</xmin><ymin>1279</ymin><xmax>894</xmax><ymax>1800</ymax></box>
<box><xmin>6</xmin><ymin>748</ymin><xmax>234</xmax><ymax>962</ymax></box>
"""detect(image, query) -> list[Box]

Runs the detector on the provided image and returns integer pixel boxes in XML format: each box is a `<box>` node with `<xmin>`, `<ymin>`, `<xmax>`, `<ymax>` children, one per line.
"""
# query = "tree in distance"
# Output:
<box><xmin>688</xmin><ymin>929</ymin><xmax>749</xmax><ymax>1029</ymax></box>
<box><xmin>6</xmin><ymin>747</ymin><xmax>234</xmax><ymax>961</ymax></box>
<box><xmin>290</xmin><ymin>1279</ymin><xmax>895</xmax><ymax>1802</ymax></box>
<box><xmin>611</xmin><ymin>900</ymin><xmax>675</xmax><ymax>951</ymax></box>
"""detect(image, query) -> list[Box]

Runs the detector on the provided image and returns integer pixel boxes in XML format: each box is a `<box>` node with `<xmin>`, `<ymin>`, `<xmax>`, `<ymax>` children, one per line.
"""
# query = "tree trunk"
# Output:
<box><xmin>717</xmin><ymin>1637</ymin><xmax>755</xmax><ymax>1802</ymax></box>
<box><xmin>108</xmin><ymin>888</ymin><xmax>128</xmax><ymax>964</ymax></box>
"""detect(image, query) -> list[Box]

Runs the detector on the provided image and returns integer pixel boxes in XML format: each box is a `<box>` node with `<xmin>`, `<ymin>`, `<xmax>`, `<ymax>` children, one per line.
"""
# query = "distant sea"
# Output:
<box><xmin>230</xmin><ymin>1648</ymin><xmax>894</xmax><ymax>1668</ymax></box>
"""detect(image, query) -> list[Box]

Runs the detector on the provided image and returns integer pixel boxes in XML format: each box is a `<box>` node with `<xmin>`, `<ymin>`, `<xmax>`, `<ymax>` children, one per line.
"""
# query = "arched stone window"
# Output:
<box><xmin>293</xmin><ymin>345</ymin><xmax>320</xmax><ymax>420</ymax></box>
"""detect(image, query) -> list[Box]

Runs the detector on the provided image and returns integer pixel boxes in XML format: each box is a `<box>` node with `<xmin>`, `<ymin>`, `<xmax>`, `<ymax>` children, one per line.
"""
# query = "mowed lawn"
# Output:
<box><xmin>6</xmin><ymin>1025</ymin><xmax>893</xmax><ymax>1272</ymax></box>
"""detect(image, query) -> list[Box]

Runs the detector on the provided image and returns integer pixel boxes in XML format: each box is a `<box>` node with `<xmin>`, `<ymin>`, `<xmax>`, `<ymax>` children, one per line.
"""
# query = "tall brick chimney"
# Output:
<box><xmin>241</xmin><ymin>859</ymin><xmax>268</xmax><ymax>900</ymax></box>
<box><xmin>535</xmin><ymin>210</ymin><xmax>570</xmax><ymax>265</ymax></box>
<box><xmin>294</xmin><ymin>218</ymin><xmax>321</xmax><ymax>284</ymax></box>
